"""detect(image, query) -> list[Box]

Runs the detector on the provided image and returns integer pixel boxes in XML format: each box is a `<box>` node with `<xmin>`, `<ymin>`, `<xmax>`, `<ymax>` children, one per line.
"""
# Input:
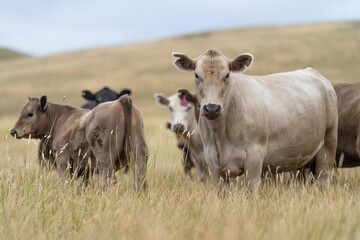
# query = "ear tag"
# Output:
<box><xmin>180</xmin><ymin>96</ymin><xmax>189</xmax><ymax>107</ymax></box>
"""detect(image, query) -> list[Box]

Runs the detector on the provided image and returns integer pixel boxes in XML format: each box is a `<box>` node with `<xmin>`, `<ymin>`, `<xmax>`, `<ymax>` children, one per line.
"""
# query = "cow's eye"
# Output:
<box><xmin>27</xmin><ymin>112</ymin><xmax>34</xmax><ymax>118</ymax></box>
<box><xmin>169</xmin><ymin>107</ymin><xmax>174</xmax><ymax>112</ymax></box>
<box><xmin>221</xmin><ymin>73</ymin><xmax>230</xmax><ymax>82</ymax></box>
<box><xmin>194</xmin><ymin>73</ymin><xmax>203</xmax><ymax>82</ymax></box>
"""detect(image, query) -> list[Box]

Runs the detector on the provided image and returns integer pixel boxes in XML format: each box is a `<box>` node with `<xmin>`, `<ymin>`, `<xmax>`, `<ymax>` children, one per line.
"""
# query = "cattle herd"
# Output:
<box><xmin>9</xmin><ymin>49</ymin><xmax>360</xmax><ymax>193</ymax></box>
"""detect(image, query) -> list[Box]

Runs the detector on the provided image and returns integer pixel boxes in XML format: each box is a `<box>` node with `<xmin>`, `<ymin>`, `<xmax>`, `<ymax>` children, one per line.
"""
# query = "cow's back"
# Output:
<box><xmin>85</xmin><ymin>100</ymin><xmax>126</xmax><ymax>149</ymax></box>
<box><xmin>228</xmin><ymin>68</ymin><xmax>337</xmax><ymax>172</ymax></box>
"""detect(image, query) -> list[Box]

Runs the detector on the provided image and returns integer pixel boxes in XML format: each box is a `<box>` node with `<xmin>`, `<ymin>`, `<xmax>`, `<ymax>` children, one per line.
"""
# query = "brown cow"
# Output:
<box><xmin>154</xmin><ymin>89</ymin><xmax>208</xmax><ymax>181</ymax></box>
<box><xmin>333</xmin><ymin>83</ymin><xmax>360</xmax><ymax>167</ymax></box>
<box><xmin>173</xmin><ymin>49</ymin><xmax>338</xmax><ymax>192</ymax></box>
<box><xmin>305</xmin><ymin>83</ymin><xmax>360</xmax><ymax>176</ymax></box>
<box><xmin>38</xmin><ymin>87</ymin><xmax>132</xmax><ymax>168</ymax></box>
<box><xmin>11</xmin><ymin>95</ymin><xmax>148</xmax><ymax>191</ymax></box>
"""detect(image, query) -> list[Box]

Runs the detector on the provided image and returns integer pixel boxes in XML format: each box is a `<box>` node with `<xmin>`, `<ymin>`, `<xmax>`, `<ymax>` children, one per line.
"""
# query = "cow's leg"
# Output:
<box><xmin>131</xmin><ymin>130</ymin><xmax>148</xmax><ymax>192</ymax></box>
<box><xmin>189</xmin><ymin>154</ymin><xmax>208</xmax><ymax>182</ymax></box>
<box><xmin>199</xmin><ymin>166</ymin><xmax>209</xmax><ymax>182</ymax></box>
<box><xmin>217</xmin><ymin>171</ymin><xmax>230</xmax><ymax>198</ymax></box>
<box><xmin>97</xmin><ymin>157</ymin><xmax>113</xmax><ymax>187</ymax></box>
<box><xmin>314</xmin><ymin>125</ymin><xmax>337</xmax><ymax>183</ymax></box>
<box><xmin>56</xmin><ymin>154</ymin><xmax>70</xmax><ymax>178</ymax></box>
<box><xmin>38</xmin><ymin>138</ymin><xmax>55</xmax><ymax>168</ymax></box>
<box><xmin>356</xmin><ymin>131</ymin><xmax>360</xmax><ymax>161</ymax></box>
<box><xmin>87</xmin><ymin>127</ymin><xmax>116</xmax><ymax>188</ymax></box>
<box><xmin>182</xmin><ymin>148</ymin><xmax>194</xmax><ymax>178</ymax></box>
<box><xmin>38</xmin><ymin>138</ymin><xmax>47</xmax><ymax>166</ymax></box>
<box><xmin>244</xmin><ymin>145</ymin><xmax>265</xmax><ymax>192</ymax></box>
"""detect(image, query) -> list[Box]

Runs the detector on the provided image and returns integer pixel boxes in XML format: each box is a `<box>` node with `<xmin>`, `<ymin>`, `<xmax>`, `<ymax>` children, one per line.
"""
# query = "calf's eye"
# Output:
<box><xmin>27</xmin><ymin>112</ymin><xmax>34</xmax><ymax>118</ymax></box>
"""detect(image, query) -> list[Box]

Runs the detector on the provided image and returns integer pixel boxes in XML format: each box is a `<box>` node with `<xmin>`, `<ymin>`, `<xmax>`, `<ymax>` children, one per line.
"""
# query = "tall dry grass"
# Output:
<box><xmin>1</xmin><ymin>133</ymin><xmax>360</xmax><ymax>240</ymax></box>
<box><xmin>1</xmin><ymin>22</ymin><xmax>360</xmax><ymax>239</ymax></box>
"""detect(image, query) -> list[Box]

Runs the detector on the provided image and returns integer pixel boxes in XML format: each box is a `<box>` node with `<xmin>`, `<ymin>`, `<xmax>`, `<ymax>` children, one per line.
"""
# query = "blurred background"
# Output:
<box><xmin>0</xmin><ymin>0</ymin><xmax>359</xmax><ymax>167</ymax></box>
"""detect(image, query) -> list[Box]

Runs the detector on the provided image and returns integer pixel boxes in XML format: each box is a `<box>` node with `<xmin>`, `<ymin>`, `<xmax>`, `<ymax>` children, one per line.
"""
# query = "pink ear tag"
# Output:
<box><xmin>180</xmin><ymin>96</ymin><xmax>189</xmax><ymax>107</ymax></box>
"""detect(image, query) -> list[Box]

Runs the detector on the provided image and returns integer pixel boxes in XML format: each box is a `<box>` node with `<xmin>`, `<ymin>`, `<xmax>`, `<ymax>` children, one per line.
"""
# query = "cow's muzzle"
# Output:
<box><xmin>173</xmin><ymin>123</ymin><xmax>185</xmax><ymax>134</ymax></box>
<box><xmin>178</xmin><ymin>142</ymin><xmax>186</xmax><ymax>149</ymax></box>
<box><xmin>203</xmin><ymin>104</ymin><xmax>221</xmax><ymax>120</ymax></box>
<box><xmin>10</xmin><ymin>129</ymin><xmax>20</xmax><ymax>139</ymax></box>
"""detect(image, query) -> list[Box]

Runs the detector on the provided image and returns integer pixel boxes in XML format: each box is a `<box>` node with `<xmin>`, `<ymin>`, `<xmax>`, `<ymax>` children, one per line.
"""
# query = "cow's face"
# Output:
<box><xmin>173</xmin><ymin>50</ymin><xmax>253</xmax><ymax>120</ymax></box>
<box><xmin>10</xmin><ymin>96</ymin><xmax>48</xmax><ymax>139</ymax></box>
<box><xmin>154</xmin><ymin>90</ymin><xmax>198</xmax><ymax>148</ymax></box>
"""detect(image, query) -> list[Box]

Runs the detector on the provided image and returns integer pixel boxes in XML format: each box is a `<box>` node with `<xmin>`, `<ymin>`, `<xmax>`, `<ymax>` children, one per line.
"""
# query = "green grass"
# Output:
<box><xmin>1</xmin><ymin>21</ymin><xmax>360</xmax><ymax>240</ymax></box>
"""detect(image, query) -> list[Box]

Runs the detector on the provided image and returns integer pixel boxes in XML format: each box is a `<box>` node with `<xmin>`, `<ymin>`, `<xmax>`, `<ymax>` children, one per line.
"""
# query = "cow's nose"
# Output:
<box><xmin>173</xmin><ymin>123</ymin><xmax>185</xmax><ymax>134</ymax></box>
<box><xmin>203</xmin><ymin>104</ymin><xmax>221</xmax><ymax>120</ymax></box>
<box><xmin>178</xmin><ymin>142</ymin><xmax>185</xmax><ymax>149</ymax></box>
<box><xmin>10</xmin><ymin>129</ymin><xmax>17</xmax><ymax>137</ymax></box>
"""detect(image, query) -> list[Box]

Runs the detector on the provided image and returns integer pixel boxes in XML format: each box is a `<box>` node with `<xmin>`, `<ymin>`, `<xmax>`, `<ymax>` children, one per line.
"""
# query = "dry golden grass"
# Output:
<box><xmin>1</xmin><ymin>21</ymin><xmax>360</xmax><ymax>240</ymax></box>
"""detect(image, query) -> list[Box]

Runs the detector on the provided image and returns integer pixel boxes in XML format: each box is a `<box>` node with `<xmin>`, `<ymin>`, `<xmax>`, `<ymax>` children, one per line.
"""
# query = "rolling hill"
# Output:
<box><xmin>0</xmin><ymin>47</ymin><xmax>29</xmax><ymax>62</ymax></box>
<box><xmin>0</xmin><ymin>21</ymin><xmax>359</xmax><ymax>120</ymax></box>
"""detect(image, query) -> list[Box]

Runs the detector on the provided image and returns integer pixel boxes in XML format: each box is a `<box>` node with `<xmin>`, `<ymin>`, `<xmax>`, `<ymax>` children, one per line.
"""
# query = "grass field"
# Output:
<box><xmin>1</xmin><ymin>21</ymin><xmax>360</xmax><ymax>240</ymax></box>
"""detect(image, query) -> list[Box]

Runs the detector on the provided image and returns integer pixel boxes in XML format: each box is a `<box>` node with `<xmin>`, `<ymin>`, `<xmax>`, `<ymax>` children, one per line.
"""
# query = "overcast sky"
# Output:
<box><xmin>0</xmin><ymin>0</ymin><xmax>359</xmax><ymax>56</ymax></box>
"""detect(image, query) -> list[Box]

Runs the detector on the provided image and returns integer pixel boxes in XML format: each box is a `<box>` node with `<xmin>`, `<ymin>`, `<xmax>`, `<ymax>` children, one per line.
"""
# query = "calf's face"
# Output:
<box><xmin>154</xmin><ymin>90</ymin><xmax>198</xmax><ymax>148</ymax></box>
<box><xmin>11</xmin><ymin>96</ymin><xmax>48</xmax><ymax>139</ymax></box>
<box><xmin>173</xmin><ymin>50</ymin><xmax>253</xmax><ymax>120</ymax></box>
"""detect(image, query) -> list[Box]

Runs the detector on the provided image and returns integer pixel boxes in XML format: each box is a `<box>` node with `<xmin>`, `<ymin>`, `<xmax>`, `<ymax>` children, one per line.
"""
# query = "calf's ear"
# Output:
<box><xmin>154</xmin><ymin>93</ymin><xmax>169</xmax><ymax>106</ymax></box>
<box><xmin>40</xmin><ymin>95</ymin><xmax>48</xmax><ymax>112</ymax></box>
<box><xmin>177</xmin><ymin>89</ymin><xmax>197</xmax><ymax>104</ymax></box>
<box><xmin>82</xmin><ymin>90</ymin><xmax>96</xmax><ymax>100</ymax></box>
<box><xmin>173</xmin><ymin>53</ymin><xmax>196</xmax><ymax>71</ymax></box>
<box><xmin>229</xmin><ymin>53</ymin><xmax>254</xmax><ymax>72</ymax></box>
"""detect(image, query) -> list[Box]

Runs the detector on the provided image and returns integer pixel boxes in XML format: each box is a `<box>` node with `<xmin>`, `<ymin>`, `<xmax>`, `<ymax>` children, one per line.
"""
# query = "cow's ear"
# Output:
<box><xmin>173</xmin><ymin>52</ymin><xmax>196</xmax><ymax>71</ymax></box>
<box><xmin>40</xmin><ymin>95</ymin><xmax>48</xmax><ymax>112</ymax></box>
<box><xmin>82</xmin><ymin>90</ymin><xmax>96</xmax><ymax>100</ymax></box>
<box><xmin>119</xmin><ymin>88</ymin><xmax>132</xmax><ymax>96</ymax></box>
<box><xmin>154</xmin><ymin>93</ymin><xmax>169</xmax><ymax>106</ymax></box>
<box><xmin>229</xmin><ymin>53</ymin><xmax>253</xmax><ymax>72</ymax></box>
<box><xmin>177</xmin><ymin>89</ymin><xmax>197</xmax><ymax>104</ymax></box>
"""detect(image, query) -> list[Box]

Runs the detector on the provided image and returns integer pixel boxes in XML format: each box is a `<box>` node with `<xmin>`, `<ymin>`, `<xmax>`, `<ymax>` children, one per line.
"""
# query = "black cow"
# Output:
<box><xmin>82</xmin><ymin>87</ymin><xmax>132</xmax><ymax>109</ymax></box>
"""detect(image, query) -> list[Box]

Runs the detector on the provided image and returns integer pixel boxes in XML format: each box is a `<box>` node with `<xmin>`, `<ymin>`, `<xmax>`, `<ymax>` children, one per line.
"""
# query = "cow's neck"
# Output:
<box><xmin>43</xmin><ymin>103</ymin><xmax>77</xmax><ymax>137</ymax></box>
<box><xmin>200</xmin><ymin>88</ymin><xmax>242</xmax><ymax>167</ymax></box>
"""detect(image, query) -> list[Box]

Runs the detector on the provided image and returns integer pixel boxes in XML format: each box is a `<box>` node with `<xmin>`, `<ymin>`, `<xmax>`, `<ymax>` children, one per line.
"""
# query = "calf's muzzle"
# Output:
<box><xmin>173</xmin><ymin>123</ymin><xmax>185</xmax><ymax>134</ymax></box>
<box><xmin>10</xmin><ymin>129</ymin><xmax>17</xmax><ymax>138</ymax></box>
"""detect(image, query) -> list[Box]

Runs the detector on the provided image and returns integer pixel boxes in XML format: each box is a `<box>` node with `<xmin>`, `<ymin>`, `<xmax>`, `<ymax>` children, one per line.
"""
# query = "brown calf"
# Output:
<box><xmin>11</xmin><ymin>95</ymin><xmax>148</xmax><ymax>191</ymax></box>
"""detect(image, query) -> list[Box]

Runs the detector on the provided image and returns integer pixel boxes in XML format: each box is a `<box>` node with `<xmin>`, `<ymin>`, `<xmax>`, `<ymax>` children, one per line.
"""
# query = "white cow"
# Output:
<box><xmin>173</xmin><ymin>49</ymin><xmax>338</xmax><ymax>191</ymax></box>
<box><xmin>154</xmin><ymin>89</ymin><xmax>208</xmax><ymax>181</ymax></box>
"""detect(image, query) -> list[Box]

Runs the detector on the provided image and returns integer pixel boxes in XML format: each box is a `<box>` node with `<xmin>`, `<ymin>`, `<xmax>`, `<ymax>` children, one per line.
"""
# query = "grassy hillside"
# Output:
<box><xmin>1</xmin><ymin>21</ymin><xmax>360</xmax><ymax>240</ymax></box>
<box><xmin>0</xmin><ymin>21</ymin><xmax>359</xmax><ymax>118</ymax></box>
<box><xmin>0</xmin><ymin>47</ymin><xmax>29</xmax><ymax>61</ymax></box>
